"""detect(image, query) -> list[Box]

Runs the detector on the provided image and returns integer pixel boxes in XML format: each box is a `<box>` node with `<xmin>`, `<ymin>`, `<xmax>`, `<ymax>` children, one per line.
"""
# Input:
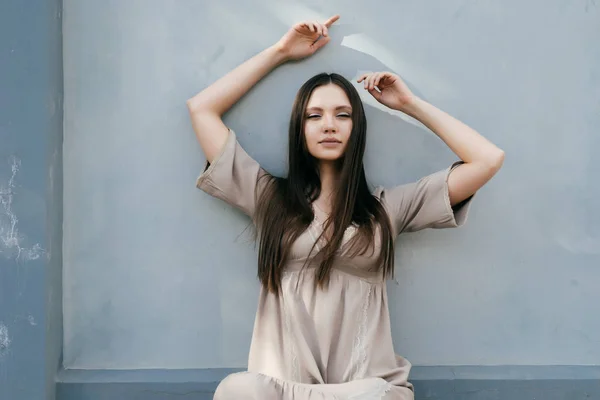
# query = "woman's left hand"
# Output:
<box><xmin>357</xmin><ymin>72</ymin><xmax>417</xmax><ymax>113</ymax></box>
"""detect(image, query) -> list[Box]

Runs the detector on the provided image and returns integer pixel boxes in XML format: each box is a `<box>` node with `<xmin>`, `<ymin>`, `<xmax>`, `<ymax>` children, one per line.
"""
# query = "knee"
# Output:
<box><xmin>213</xmin><ymin>372</ymin><xmax>271</xmax><ymax>400</ymax></box>
<box><xmin>214</xmin><ymin>373</ymin><xmax>244</xmax><ymax>400</ymax></box>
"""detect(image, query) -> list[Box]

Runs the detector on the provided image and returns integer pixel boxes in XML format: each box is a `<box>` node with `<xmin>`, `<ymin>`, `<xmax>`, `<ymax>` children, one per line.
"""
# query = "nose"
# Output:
<box><xmin>323</xmin><ymin>115</ymin><xmax>337</xmax><ymax>133</ymax></box>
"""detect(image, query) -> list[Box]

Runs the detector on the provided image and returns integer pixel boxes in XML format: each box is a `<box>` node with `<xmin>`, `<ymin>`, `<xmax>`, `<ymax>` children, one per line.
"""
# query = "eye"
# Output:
<box><xmin>306</xmin><ymin>114</ymin><xmax>321</xmax><ymax>119</ymax></box>
<box><xmin>337</xmin><ymin>113</ymin><xmax>351</xmax><ymax>118</ymax></box>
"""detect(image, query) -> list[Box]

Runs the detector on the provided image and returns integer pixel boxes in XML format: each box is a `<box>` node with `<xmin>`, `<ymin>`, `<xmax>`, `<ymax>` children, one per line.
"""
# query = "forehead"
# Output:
<box><xmin>306</xmin><ymin>84</ymin><xmax>351</xmax><ymax>108</ymax></box>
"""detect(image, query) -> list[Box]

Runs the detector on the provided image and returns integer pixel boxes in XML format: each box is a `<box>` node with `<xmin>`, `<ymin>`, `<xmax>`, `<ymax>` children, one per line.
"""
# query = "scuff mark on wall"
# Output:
<box><xmin>586</xmin><ymin>0</ymin><xmax>597</xmax><ymax>13</ymax></box>
<box><xmin>0</xmin><ymin>156</ymin><xmax>47</xmax><ymax>262</ymax></box>
<box><xmin>0</xmin><ymin>323</ymin><xmax>10</xmax><ymax>357</ymax></box>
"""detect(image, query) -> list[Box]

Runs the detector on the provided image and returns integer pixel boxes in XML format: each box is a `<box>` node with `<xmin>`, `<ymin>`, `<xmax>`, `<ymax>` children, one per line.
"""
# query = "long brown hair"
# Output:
<box><xmin>254</xmin><ymin>73</ymin><xmax>394</xmax><ymax>294</ymax></box>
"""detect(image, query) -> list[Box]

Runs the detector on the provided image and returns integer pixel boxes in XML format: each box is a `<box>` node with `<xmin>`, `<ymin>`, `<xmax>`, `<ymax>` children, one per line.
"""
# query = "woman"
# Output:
<box><xmin>187</xmin><ymin>14</ymin><xmax>504</xmax><ymax>400</ymax></box>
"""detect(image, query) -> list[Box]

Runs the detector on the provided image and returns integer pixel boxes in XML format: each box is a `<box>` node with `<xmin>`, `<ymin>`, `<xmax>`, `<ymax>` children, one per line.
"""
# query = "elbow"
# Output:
<box><xmin>186</xmin><ymin>96</ymin><xmax>206</xmax><ymax>114</ymax></box>
<box><xmin>472</xmin><ymin>149</ymin><xmax>504</xmax><ymax>176</ymax></box>
<box><xmin>186</xmin><ymin>94</ymin><xmax>219</xmax><ymax>115</ymax></box>
<box><xmin>492</xmin><ymin>149</ymin><xmax>505</xmax><ymax>170</ymax></box>
<box><xmin>486</xmin><ymin>149</ymin><xmax>505</xmax><ymax>174</ymax></box>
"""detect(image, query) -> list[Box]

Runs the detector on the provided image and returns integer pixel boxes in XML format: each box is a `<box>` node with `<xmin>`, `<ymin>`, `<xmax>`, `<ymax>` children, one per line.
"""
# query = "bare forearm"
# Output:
<box><xmin>402</xmin><ymin>98</ymin><xmax>504</xmax><ymax>167</ymax></box>
<box><xmin>187</xmin><ymin>44</ymin><xmax>287</xmax><ymax>115</ymax></box>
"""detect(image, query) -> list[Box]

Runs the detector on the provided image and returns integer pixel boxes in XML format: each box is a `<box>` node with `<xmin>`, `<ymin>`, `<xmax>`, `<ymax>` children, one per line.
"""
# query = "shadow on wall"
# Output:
<box><xmin>312</xmin><ymin>22</ymin><xmax>451</xmax><ymax>177</ymax></box>
<box><xmin>200</xmin><ymin>2</ymin><xmax>454</xmax><ymax>178</ymax></box>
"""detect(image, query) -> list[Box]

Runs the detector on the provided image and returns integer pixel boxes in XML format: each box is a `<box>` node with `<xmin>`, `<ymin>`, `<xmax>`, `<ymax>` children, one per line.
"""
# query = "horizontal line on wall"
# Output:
<box><xmin>57</xmin><ymin>365</ymin><xmax>600</xmax><ymax>383</ymax></box>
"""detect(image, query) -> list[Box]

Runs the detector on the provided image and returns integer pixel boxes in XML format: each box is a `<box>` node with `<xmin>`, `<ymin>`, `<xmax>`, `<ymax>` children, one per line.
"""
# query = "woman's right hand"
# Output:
<box><xmin>276</xmin><ymin>15</ymin><xmax>340</xmax><ymax>61</ymax></box>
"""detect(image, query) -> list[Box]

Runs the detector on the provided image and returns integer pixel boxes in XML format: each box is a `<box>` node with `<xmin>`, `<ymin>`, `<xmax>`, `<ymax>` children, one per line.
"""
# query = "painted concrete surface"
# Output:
<box><xmin>62</xmin><ymin>0</ymin><xmax>600</xmax><ymax>370</ymax></box>
<box><xmin>1</xmin><ymin>1</ymin><xmax>598</xmax><ymax>399</ymax></box>
<box><xmin>0</xmin><ymin>1</ymin><xmax>63</xmax><ymax>399</ymax></box>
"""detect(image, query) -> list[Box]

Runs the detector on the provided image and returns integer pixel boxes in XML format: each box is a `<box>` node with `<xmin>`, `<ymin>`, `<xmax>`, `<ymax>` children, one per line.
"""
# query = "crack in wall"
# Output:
<box><xmin>0</xmin><ymin>323</ymin><xmax>10</xmax><ymax>357</ymax></box>
<box><xmin>0</xmin><ymin>156</ymin><xmax>47</xmax><ymax>262</ymax></box>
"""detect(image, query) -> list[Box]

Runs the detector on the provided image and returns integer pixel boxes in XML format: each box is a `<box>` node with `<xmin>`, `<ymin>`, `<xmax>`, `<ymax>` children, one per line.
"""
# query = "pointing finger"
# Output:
<box><xmin>324</xmin><ymin>15</ymin><xmax>340</xmax><ymax>27</ymax></box>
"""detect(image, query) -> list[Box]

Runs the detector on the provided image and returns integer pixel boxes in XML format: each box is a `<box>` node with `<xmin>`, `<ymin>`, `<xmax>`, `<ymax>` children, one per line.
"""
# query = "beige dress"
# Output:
<box><xmin>196</xmin><ymin>130</ymin><xmax>472</xmax><ymax>400</ymax></box>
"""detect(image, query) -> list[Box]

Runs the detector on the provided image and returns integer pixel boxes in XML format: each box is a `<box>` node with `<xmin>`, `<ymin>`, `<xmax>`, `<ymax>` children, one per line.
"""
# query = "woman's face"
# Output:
<box><xmin>304</xmin><ymin>84</ymin><xmax>353</xmax><ymax>162</ymax></box>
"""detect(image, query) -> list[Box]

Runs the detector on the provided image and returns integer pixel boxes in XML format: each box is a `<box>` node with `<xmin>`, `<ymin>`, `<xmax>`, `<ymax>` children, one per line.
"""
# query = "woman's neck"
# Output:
<box><xmin>316</xmin><ymin>161</ymin><xmax>340</xmax><ymax>212</ymax></box>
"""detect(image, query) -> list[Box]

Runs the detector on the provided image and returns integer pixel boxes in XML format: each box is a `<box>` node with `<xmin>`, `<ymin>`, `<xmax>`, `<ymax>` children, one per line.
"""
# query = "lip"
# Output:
<box><xmin>319</xmin><ymin>141</ymin><xmax>342</xmax><ymax>148</ymax></box>
<box><xmin>319</xmin><ymin>139</ymin><xmax>342</xmax><ymax>143</ymax></box>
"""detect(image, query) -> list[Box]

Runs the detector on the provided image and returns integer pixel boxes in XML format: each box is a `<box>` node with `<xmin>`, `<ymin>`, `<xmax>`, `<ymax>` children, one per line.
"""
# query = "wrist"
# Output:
<box><xmin>269</xmin><ymin>42</ymin><xmax>290</xmax><ymax>65</ymax></box>
<box><xmin>396</xmin><ymin>96</ymin><xmax>424</xmax><ymax>117</ymax></box>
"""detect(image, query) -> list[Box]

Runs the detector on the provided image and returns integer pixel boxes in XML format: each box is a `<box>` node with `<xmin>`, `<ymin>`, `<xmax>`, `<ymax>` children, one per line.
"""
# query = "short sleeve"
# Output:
<box><xmin>379</xmin><ymin>162</ymin><xmax>474</xmax><ymax>235</ymax></box>
<box><xmin>196</xmin><ymin>129</ymin><xmax>269</xmax><ymax>218</ymax></box>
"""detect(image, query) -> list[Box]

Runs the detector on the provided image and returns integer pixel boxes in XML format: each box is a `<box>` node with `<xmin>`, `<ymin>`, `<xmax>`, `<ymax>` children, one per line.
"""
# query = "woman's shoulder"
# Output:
<box><xmin>370</xmin><ymin>185</ymin><xmax>386</xmax><ymax>200</ymax></box>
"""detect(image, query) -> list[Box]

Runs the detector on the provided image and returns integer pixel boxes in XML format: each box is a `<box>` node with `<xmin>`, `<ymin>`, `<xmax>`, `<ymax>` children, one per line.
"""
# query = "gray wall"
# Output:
<box><xmin>0</xmin><ymin>1</ymin><xmax>63</xmax><ymax>399</ymax></box>
<box><xmin>62</xmin><ymin>0</ymin><xmax>600</xmax><ymax>372</ymax></box>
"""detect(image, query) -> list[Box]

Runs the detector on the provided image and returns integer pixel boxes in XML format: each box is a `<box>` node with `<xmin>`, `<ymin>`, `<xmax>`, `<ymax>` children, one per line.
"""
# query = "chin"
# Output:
<box><xmin>313</xmin><ymin>153</ymin><xmax>344</xmax><ymax>162</ymax></box>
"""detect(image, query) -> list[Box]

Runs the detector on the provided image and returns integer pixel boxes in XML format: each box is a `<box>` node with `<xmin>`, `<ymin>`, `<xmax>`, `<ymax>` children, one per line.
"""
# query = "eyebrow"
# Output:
<box><xmin>306</xmin><ymin>105</ymin><xmax>352</xmax><ymax>112</ymax></box>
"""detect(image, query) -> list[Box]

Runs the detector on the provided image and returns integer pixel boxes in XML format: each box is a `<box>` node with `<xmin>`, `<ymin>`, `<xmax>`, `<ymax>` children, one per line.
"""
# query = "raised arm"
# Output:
<box><xmin>358</xmin><ymin>71</ymin><xmax>504</xmax><ymax>206</ymax></box>
<box><xmin>400</xmin><ymin>98</ymin><xmax>504</xmax><ymax>205</ymax></box>
<box><xmin>187</xmin><ymin>15</ymin><xmax>340</xmax><ymax>164</ymax></box>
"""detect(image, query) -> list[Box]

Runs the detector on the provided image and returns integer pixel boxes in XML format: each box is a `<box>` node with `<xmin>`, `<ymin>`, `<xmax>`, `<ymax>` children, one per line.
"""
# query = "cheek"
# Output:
<box><xmin>345</xmin><ymin>120</ymin><xmax>353</xmax><ymax>133</ymax></box>
<box><xmin>304</xmin><ymin>124</ymin><xmax>319</xmax><ymax>146</ymax></box>
<box><xmin>341</xmin><ymin>120</ymin><xmax>353</xmax><ymax>140</ymax></box>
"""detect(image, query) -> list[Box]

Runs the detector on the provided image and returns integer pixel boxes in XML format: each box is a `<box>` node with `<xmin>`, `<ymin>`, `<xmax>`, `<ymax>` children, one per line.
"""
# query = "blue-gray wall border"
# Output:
<box><xmin>0</xmin><ymin>0</ymin><xmax>63</xmax><ymax>399</ymax></box>
<box><xmin>57</xmin><ymin>366</ymin><xmax>600</xmax><ymax>399</ymax></box>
